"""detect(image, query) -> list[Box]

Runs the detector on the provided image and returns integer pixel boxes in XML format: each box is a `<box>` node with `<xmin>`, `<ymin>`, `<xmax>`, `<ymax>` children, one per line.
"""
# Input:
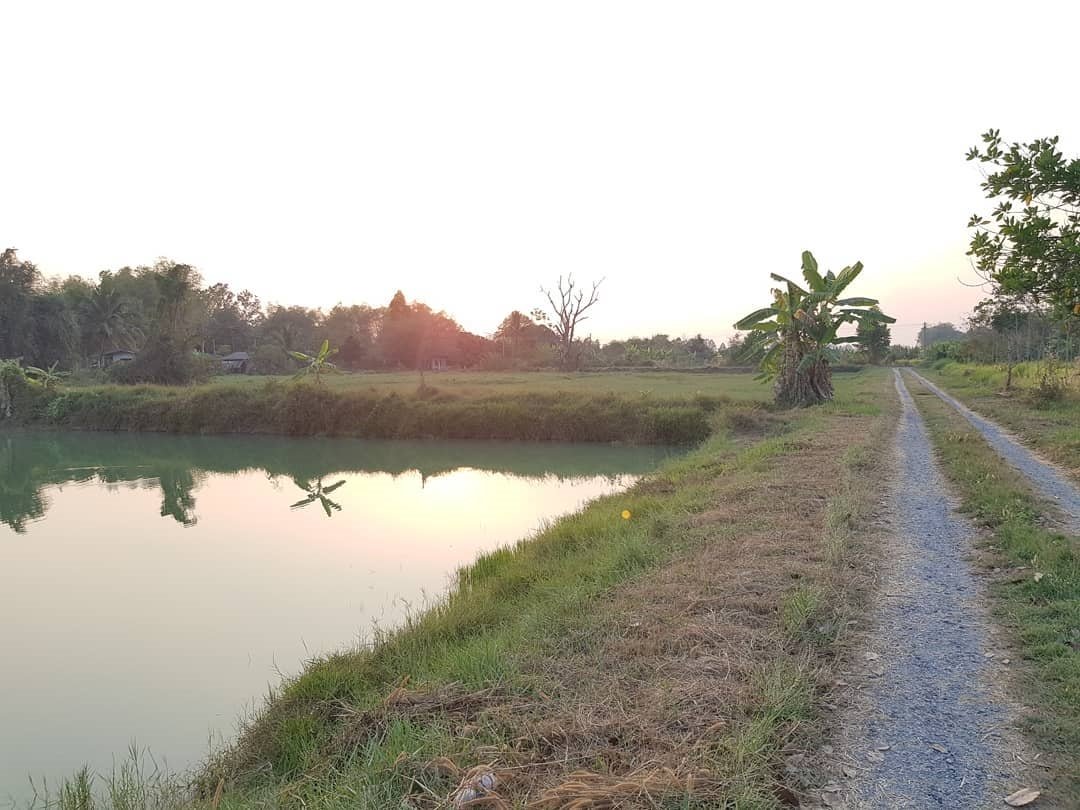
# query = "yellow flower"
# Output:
<box><xmin>621</xmin><ymin>509</ymin><xmax>632</xmax><ymax>520</ymax></box>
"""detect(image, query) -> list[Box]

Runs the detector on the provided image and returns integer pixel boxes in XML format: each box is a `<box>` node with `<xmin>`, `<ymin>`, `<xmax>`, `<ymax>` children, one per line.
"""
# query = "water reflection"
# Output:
<box><xmin>0</xmin><ymin>432</ymin><xmax>674</xmax><ymax>533</ymax></box>
<box><xmin>290</xmin><ymin>478</ymin><xmax>346</xmax><ymax>516</ymax></box>
<box><xmin>0</xmin><ymin>431</ymin><xmax>678</xmax><ymax>803</ymax></box>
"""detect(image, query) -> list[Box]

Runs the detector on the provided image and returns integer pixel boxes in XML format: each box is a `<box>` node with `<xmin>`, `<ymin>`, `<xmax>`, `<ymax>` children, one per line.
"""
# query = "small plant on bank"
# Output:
<box><xmin>290</xmin><ymin>339</ymin><xmax>340</xmax><ymax>384</ymax></box>
<box><xmin>1032</xmin><ymin>354</ymin><xmax>1069</xmax><ymax>405</ymax></box>
<box><xmin>25</xmin><ymin>361</ymin><xmax>68</xmax><ymax>390</ymax></box>
<box><xmin>0</xmin><ymin>360</ymin><xmax>33</xmax><ymax>419</ymax></box>
<box><xmin>735</xmin><ymin>251</ymin><xmax>895</xmax><ymax>407</ymax></box>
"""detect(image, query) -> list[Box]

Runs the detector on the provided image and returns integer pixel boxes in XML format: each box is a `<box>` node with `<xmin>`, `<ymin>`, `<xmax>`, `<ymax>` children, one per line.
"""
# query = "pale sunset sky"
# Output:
<box><xmin>3</xmin><ymin>1</ymin><xmax>1078</xmax><ymax>345</ymax></box>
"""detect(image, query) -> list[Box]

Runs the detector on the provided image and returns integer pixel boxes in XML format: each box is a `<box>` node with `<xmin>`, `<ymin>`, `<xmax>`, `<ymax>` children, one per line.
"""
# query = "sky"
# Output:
<box><xmin>3</xmin><ymin>1</ymin><xmax>1078</xmax><ymax>346</ymax></box>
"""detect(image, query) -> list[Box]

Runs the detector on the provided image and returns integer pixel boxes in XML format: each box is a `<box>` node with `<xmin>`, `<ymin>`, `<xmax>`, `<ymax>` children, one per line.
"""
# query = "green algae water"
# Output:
<box><xmin>0</xmin><ymin>431</ymin><xmax>676</xmax><ymax>805</ymax></box>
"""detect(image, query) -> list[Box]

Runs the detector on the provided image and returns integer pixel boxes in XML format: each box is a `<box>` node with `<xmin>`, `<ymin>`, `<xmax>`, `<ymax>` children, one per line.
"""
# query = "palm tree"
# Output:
<box><xmin>735</xmin><ymin>251</ymin><xmax>894</xmax><ymax>406</ymax></box>
<box><xmin>495</xmin><ymin>310</ymin><xmax>529</xmax><ymax>357</ymax></box>
<box><xmin>84</xmin><ymin>284</ymin><xmax>141</xmax><ymax>366</ymax></box>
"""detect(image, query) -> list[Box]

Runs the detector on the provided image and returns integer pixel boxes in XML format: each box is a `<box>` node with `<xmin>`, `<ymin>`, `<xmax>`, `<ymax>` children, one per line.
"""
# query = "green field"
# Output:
<box><xmin>8</xmin><ymin>371</ymin><xmax>779</xmax><ymax>445</ymax></box>
<box><xmin>205</xmin><ymin>369</ymin><xmax>771</xmax><ymax>400</ymax></box>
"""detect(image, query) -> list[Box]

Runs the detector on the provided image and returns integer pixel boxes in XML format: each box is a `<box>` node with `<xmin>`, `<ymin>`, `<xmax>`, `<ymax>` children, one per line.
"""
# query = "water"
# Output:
<box><xmin>0</xmin><ymin>431</ymin><xmax>675</xmax><ymax>803</ymax></box>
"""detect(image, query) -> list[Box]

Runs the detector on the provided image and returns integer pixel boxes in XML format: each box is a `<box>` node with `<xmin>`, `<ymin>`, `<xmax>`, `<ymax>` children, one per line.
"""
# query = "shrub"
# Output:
<box><xmin>1032</xmin><ymin>356</ymin><xmax>1069</xmax><ymax>405</ymax></box>
<box><xmin>108</xmin><ymin>340</ymin><xmax>215</xmax><ymax>385</ymax></box>
<box><xmin>254</xmin><ymin>344</ymin><xmax>293</xmax><ymax>375</ymax></box>
<box><xmin>0</xmin><ymin>360</ymin><xmax>31</xmax><ymax>419</ymax></box>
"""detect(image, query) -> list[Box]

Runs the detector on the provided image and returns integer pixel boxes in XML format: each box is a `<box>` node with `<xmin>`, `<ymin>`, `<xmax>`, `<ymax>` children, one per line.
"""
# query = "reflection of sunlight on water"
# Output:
<box><xmin>0</xmin><ymin>460</ymin><xmax>646</xmax><ymax>803</ymax></box>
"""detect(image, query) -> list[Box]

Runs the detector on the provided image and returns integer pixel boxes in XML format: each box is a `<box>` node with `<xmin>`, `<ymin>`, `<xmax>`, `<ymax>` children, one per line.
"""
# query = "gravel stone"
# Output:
<box><xmin>841</xmin><ymin>371</ymin><xmax>1020</xmax><ymax>808</ymax></box>
<box><xmin>908</xmin><ymin>368</ymin><xmax>1080</xmax><ymax>533</ymax></box>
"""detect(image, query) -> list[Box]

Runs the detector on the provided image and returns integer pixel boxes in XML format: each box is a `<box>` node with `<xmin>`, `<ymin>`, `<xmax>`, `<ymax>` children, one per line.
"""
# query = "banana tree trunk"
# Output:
<box><xmin>774</xmin><ymin>339</ymin><xmax>833</xmax><ymax>407</ymax></box>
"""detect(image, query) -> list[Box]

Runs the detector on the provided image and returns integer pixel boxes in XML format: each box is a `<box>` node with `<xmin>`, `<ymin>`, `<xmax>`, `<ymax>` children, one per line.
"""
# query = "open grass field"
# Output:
<box><xmin>198</xmin><ymin>369</ymin><xmax>772</xmax><ymax>400</ymax></box>
<box><xmin>921</xmin><ymin>361</ymin><xmax>1080</xmax><ymax>484</ymax></box>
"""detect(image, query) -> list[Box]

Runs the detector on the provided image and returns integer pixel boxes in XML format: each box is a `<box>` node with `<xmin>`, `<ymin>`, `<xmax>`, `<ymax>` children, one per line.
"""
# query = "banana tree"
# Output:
<box><xmin>25</xmin><ymin>361</ymin><xmax>67</xmax><ymax>390</ymax></box>
<box><xmin>735</xmin><ymin>251</ymin><xmax>895</xmax><ymax>406</ymax></box>
<box><xmin>289</xmin><ymin>339</ymin><xmax>340</xmax><ymax>384</ymax></box>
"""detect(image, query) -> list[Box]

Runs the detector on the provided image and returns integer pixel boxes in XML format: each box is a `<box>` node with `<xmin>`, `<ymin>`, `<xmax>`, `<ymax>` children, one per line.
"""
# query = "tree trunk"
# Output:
<box><xmin>774</xmin><ymin>340</ymin><xmax>833</xmax><ymax>407</ymax></box>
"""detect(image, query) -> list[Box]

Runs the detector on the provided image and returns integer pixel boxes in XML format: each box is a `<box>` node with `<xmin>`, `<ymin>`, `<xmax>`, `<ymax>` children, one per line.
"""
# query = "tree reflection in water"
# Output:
<box><xmin>0</xmin><ymin>432</ymin><xmax>676</xmax><ymax>532</ymax></box>
<box><xmin>289</xmin><ymin>478</ymin><xmax>346</xmax><ymax>517</ymax></box>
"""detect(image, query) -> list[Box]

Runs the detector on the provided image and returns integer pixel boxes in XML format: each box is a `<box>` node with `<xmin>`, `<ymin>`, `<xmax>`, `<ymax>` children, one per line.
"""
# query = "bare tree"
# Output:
<box><xmin>539</xmin><ymin>275</ymin><xmax>603</xmax><ymax>370</ymax></box>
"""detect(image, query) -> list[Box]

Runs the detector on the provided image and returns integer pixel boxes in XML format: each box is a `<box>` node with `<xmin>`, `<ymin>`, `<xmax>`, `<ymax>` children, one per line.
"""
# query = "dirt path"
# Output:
<box><xmin>908</xmin><ymin>369</ymin><xmax>1080</xmax><ymax>533</ymax></box>
<box><xmin>835</xmin><ymin>370</ymin><xmax>1021</xmax><ymax>808</ymax></box>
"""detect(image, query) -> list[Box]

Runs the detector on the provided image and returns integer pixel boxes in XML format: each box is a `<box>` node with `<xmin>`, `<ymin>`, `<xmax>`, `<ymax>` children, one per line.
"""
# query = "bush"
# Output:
<box><xmin>1032</xmin><ymin>356</ymin><xmax>1069</xmax><ymax>405</ymax></box>
<box><xmin>254</xmin><ymin>344</ymin><xmax>293</xmax><ymax>375</ymax></box>
<box><xmin>108</xmin><ymin>340</ymin><xmax>215</xmax><ymax>385</ymax></box>
<box><xmin>0</xmin><ymin>360</ymin><xmax>31</xmax><ymax>419</ymax></box>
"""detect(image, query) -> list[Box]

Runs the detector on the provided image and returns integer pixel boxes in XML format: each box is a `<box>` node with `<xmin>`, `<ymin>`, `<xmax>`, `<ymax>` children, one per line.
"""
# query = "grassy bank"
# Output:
<box><xmin>922</xmin><ymin>361</ymin><xmax>1080</xmax><ymax>483</ymax></box>
<box><xmin>906</xmin><ymin>374</ymin><xmax>1080</xmax><ymax>803</ymax></box>
<box><xmin>7</xmin><ymin>379</ymin><xmax>734</xmax><ymax>444</ymax></box>
<box><xmin>24</xmin><ymin>369</ymin><xmax>894</xmax><ymax>809</ymax></box>
<box><xmin>179</xmin><ymin>369</ymin><xmax>889</xmax><ymax>808</ymax></box>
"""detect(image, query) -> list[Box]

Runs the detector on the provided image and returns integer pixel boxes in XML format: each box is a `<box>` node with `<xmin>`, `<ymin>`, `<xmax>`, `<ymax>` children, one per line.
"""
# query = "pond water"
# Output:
<box><xmin>0</xmin><ymin>431</ymin><xmax>675</xmax><ymax>805</ymax></box>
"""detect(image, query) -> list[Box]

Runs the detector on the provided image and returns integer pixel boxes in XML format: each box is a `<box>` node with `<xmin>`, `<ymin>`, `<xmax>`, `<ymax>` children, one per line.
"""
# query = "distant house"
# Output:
<box><xmin>96</xmin><ymin>349</ymin><xmax>136</xmax><ymax>368</ymax></box>
<box><xmin>221</xmin><ymin>351</ymin><xmax>253</xmax><ymax>374</ymax></box>
<box><xmin>429</xmin><ymin>355</ymin><xmax>448</xmax><ymax>372</ymax></box>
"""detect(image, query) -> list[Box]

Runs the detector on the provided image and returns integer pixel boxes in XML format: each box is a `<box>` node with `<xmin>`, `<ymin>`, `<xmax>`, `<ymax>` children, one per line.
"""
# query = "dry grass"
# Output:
<box><xmin>483</xmin><ymin>415</ymin><xmax>887</xmax><ymax>806</ymax></box>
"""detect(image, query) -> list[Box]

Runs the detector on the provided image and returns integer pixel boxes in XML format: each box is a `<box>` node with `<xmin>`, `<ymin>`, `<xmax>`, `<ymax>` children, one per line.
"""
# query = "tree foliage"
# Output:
<box><xmin>735</xmin><ymin>251</ymin><xmax>894</xmax><ymax>407</ymax></box>
<box><xmin>917</xmin><ymin>322</ymin><xmax>966</xmax><ymax>348</ymax></box>
<box><xmin>967</xmin><ymin>130</ymin><xmax>1080</xmax><ymax>317</ymax></box>
<box><xmin>856</xmin><ymin>307</ymin><xmax>891</xmax><ymax>364</ymax></box>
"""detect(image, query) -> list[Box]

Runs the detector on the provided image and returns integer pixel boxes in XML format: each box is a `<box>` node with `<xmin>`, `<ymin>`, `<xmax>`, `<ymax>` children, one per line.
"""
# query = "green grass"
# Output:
<box><xmin>7</xmin><ymin>372</ymin><xmax>785</xmax><ymax>444</ymax></box>
<box><xmin>205</xmin><ymin>369</ymin><xmax>774</xmax><ymax>400</ymax></box>
<box><xmin>922</xmin><ymin>361</ymin><xmax>1080</xmax><ymax>483</ymax></box>
<box><xmin>907</xmin><ymin>378</ymin><xmax>1080</xmax><ymax>803</ymax></box>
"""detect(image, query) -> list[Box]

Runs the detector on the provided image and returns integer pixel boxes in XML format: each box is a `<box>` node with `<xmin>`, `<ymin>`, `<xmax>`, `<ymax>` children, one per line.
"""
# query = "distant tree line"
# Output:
<box><xmin>910</xmin><ymin>314</ymin><xmax>1080</xmax><ymax>365</ymax></box>
<box><xmin>0</xmin><ymin>249</ymin><xmax>739</xmax><ymax>383</ymax></box>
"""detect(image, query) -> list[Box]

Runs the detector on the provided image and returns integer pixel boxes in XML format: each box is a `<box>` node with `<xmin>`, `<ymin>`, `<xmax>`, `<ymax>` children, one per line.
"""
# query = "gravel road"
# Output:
<box><xmin>908</xmin><ymin>368</ymin><xmax>1080</xmax><ymax>534</ymax></box>
<box><xmin>837</xmin><ymin>370</ymin><xmax>1020</xmax><ymax>808</ymax></box>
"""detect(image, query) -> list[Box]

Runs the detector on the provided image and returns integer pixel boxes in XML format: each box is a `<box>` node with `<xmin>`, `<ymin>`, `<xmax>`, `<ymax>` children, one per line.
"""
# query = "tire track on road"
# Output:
<box><xmin>906</xmin><ymin>369</ymin><xmax>1080</xmax><ymax>534</ymax></box>
<box><xmin>837</xmin><ymin>370</ymin><xmax>1018</xmax><ymax>808</ymax></box>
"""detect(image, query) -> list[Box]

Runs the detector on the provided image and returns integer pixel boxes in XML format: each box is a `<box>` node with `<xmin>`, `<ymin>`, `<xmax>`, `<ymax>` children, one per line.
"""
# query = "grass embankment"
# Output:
<box><xmin>136</xmin><ymin>369</ymin><xmax>891</xmax><ymax>810</ymax></box>
<box><xmin>207</xmin><ymin>370</ymin><xmax>772</xmax><ymax>400</ymax></box>
<box><xmin>13</xmin><ymin>379</ymin><xmax>726</xmax><ymax>444</ymax></box>
<box><xmin>906</xmin><ymin>375</ymin><xmax>1080</xmax><ymax>803</ymax></box>
<box><xmin>922</xmin><ymin>361</ymin><xmax>1080</xmax><ymax>483</ymax></box>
